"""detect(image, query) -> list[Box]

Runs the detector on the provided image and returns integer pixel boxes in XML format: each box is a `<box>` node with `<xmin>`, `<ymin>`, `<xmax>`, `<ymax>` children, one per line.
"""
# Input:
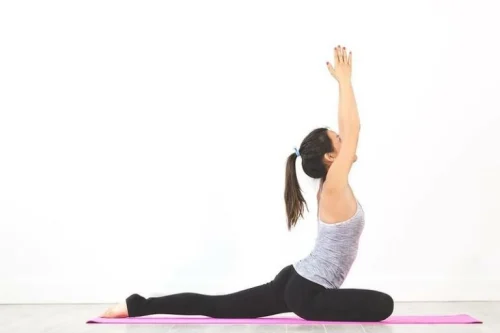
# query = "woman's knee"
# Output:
<box><xmin>373</xmin><ymin>292</ymin><xmax>394</xmax><ymax>321</ymax></box>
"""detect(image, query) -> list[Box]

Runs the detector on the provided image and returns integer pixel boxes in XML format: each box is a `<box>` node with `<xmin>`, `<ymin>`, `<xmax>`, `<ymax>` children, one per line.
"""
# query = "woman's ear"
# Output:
<box><xmin>324</xmin><ymin>152</ymin><xmax>336</xmax><ymax>163</ymax></box>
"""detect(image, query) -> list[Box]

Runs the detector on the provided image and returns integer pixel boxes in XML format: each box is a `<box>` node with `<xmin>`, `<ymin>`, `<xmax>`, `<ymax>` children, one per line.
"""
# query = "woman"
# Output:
<box><xmin>101</xmin><ymin>45</ymin><xmax>394</xmax><ymax>322</ymax></box>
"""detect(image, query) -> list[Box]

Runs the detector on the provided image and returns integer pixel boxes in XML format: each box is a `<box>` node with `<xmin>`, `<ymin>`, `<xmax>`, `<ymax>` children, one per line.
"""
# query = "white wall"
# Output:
<box><xmin>1</xmin><ymin>0</ymin><xmax>499</xmax><ymax>304</ymax></box>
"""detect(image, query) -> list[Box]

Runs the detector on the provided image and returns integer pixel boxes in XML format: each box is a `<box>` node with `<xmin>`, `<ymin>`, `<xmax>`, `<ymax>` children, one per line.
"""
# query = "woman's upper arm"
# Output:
<box><xmin>323</xmin><ymin>129</ymin><xmax>359</xmax><ymax>191</ymax></box>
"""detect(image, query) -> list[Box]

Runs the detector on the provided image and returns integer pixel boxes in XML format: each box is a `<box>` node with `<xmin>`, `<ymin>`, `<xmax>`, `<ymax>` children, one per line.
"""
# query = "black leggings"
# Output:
<box><xmin>126</xmin><ymin>265</ymin><xmax>394</xmax><ymax>322</ymax></box>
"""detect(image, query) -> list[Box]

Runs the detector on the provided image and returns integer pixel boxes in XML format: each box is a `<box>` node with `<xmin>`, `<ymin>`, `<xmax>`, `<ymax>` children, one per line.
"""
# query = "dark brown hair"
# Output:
<box><xmin>284</xmin><ymin>127</ymin><xmax>334</xmax><ymax>230</ymax></box>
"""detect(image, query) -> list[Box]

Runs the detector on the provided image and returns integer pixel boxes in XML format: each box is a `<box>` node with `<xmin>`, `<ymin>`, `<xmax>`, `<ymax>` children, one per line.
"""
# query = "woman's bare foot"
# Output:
<box><xmin>101</xmin><ymin>302</ymin><xmax>129</xmax><ymax>318</ymax></box>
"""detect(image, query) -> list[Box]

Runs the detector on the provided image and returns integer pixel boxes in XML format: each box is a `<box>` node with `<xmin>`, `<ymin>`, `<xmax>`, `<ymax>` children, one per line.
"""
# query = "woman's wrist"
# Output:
<box><xmin>338</xmin><ymin>79</ymin><xmax>352</xmax><ymax>87</ymax></box>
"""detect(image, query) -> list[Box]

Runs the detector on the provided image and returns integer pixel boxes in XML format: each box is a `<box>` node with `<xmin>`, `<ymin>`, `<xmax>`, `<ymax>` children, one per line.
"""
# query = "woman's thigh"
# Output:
<box><xmin>304</xmin><ymin>288</ymin><xmax>394</xmax><ymax>321</ymax></box>
<box><xmin>283</xmin><ymin>267</ymin><xmax>325</xmax><ymax>316</ymax></box>
<box><xmin>283</xmin><ymin>268</ymin><xmax>393</xmax><ymax>322</ymax></box>
<box><xmin>268</xmin><ymin>264</ymin><xmax>295</xmax><ymax>304</ymax></box>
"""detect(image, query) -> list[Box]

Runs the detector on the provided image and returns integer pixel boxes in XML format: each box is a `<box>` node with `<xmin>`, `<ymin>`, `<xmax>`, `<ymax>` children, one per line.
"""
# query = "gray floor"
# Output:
<box><xmin>0</xmin><ymin>302</ymin><xmax>499</xmax><ymax>333</ymax></box>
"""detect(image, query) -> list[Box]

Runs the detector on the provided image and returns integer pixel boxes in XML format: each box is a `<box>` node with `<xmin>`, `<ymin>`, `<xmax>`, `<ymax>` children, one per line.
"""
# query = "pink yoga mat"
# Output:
<box><xmin>87</xmin><ymin>314</ymin><xmax>482</xmax><ymax>325</ymax></box>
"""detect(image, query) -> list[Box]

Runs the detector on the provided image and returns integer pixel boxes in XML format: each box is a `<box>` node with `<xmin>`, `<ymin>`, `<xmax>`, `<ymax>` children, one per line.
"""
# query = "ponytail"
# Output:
<box><xmin>284</xmin><ymin>152</ymin><xmax>309</xmax><ymax>230</ymax></box>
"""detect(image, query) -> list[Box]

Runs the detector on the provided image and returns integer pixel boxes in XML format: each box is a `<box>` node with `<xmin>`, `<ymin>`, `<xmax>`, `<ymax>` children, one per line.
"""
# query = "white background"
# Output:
<box><xmin>1</xmin><ymin>0</ymin><xmax>499</xmax><ymax>303</ymax></box>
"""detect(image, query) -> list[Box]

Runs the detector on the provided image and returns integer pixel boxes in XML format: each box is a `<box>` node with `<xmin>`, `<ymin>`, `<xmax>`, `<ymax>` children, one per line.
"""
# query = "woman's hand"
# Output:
<box><xmin>326</xmin><ymin>45</ymin><xmax>352</xmax><ymax>84</ymax></box>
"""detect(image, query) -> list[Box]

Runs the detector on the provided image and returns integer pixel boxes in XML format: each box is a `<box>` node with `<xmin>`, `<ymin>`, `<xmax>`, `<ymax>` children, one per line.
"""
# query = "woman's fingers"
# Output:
<box><xmin>348</xmin><ymin>51</ymin><xmax>352</xmax><ymax>66</ymax></box>
<box><xmin>335</xmin><ymin>45</ymin><xmax>349</xmax><ymax>64</ymax></box>
<box><xmin>326</xmin><ymin>61</ymin><xmax>335</xmax><ymax>76</ymax></box>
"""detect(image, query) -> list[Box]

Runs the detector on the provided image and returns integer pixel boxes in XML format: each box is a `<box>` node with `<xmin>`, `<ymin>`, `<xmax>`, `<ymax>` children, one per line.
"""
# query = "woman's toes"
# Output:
<box><xmin>100</xmin><ymin>309</ymin><xmax>110</xmax><ymax>318</ymax></box>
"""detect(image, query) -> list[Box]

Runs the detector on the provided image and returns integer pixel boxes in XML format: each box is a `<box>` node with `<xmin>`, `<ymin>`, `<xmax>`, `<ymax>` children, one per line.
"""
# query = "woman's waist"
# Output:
<box><xmin>308</xmin><ymin>242</ymin><xmax>359</xmax><ymax>261</ymax></box>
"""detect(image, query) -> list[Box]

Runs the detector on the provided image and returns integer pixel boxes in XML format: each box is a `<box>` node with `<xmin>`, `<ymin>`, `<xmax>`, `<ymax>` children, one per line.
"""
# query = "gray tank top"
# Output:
<box><xmin>293</xmin><ymin>198</ymin><xmax>365</xmax><ymax>289</ymax></box>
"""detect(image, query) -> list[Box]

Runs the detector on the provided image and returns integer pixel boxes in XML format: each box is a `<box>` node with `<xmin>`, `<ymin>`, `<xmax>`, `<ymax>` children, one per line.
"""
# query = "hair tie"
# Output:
<box><xmin>294</xmin><ymin>147</ymin><xmax>300</xmax><ymax>157</ymax></box>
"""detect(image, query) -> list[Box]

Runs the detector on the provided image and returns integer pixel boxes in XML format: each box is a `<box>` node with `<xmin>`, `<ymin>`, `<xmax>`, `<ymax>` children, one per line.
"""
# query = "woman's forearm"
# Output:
<box><xmin>338</xmin><ymin>80</ymin><xmax>360</xmax><ymax>137</ymax></box>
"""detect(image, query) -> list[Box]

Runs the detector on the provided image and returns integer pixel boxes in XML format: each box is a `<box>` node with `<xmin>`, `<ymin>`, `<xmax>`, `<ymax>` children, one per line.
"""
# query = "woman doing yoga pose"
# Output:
<box><xmin>101</xmin><ymin>45</ymin><xmax>394</xmax><ymax>322</ymax></box>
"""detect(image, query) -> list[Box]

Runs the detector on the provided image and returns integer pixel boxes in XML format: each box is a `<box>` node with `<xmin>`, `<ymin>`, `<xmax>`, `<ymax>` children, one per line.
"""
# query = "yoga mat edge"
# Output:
<box><xmin>86</xmin><ymin>314</ymin><xmax>482</xmax><ymax>325</ymax></box>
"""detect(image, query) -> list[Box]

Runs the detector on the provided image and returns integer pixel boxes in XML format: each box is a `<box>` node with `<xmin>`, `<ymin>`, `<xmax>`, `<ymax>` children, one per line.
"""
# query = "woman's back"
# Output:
<box><xmin>293</xmin><ymin>180</ymin><xmax>365</xmax><ymax>289</ymax></box>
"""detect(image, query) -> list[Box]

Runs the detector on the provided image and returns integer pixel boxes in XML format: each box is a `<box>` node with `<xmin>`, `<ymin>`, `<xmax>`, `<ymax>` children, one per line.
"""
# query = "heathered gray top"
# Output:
<box><xmin>293</xmin><ymin>199</ymin><xmax>365</xmax><ymax>289</ymax></box>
